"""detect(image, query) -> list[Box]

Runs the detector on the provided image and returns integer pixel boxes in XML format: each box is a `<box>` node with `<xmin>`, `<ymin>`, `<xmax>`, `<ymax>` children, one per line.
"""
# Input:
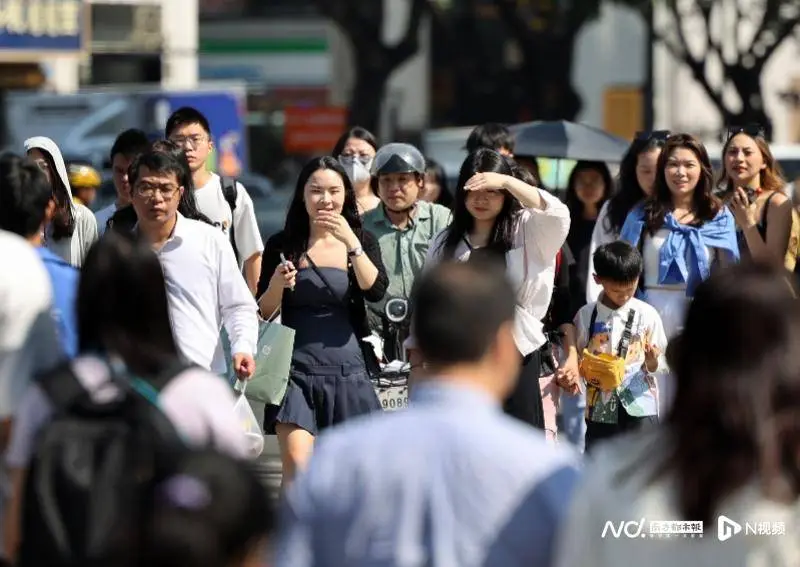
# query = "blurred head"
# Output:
<box><xmin>165</xmin><ymin>107</ymin><xmax>213</xmax><ymax>173</ymax></box>
<box><xmin>646</xmin><ymin>133</ymin><xmax>720</xmax><ymax>231</ymax></box>
<box><xmin>662</xmin><ymin>263</ymin><xmax>800</xmax><ymax>523</ymax></box>
<box><xmin>721</xmin><ymin>125</ymin><xmax>784</xmax><ymax>193</ymax></box>
<box><xmin>605</xmin><ymin>131</ymin><xmax>668</xmax><ymax>235</ymax></box>
<box><xmin>332</xmin><ymin>126</ymin><xmax>378</xmax><ymax>189</ymax></box>
<box><xmin>78</xmin><ymin>232</ymin><xmax>178</xmax><ymax>377</ymax></box>
<box><xmin>422</xmin><ymin>157</ymin><xmax>452</xmax><ymax>207</ymax></box>
<box><xmin>565</xmin><ymin>160</ymin><xmax>612</xmax><ymax>218</ymax></box>
<box><xmin>110</xmin><ymin>129</ymin><xmax>150</xmax><ymax>207</ymax></box>
<box><xmin>372</xmin><ymin>143</ymin><xmax>426</xmax><ymax>211</ymax></box>
<box><xmin>0</xmin><ymin>153</ymin><xmax>55</xmax><ymax>239</ymax></box>
<box><xmin>440</xmin><ymin>149</ymin><xmax>520</xmax><ymax>258</ymax></box>
<box><xmin>412</xmin><ymin>256</ymin><xmax>520</xmax><ymax>398</ymax></box>
<box><xmin>67</xmin><ymin>162</ymin><xmax>102</xmax><ymax>206</ymax></box>
<box><xmin>592</xmin><ymin>241</ymin><xmax>642</xmax><ymax>308</ymax></box>
<box><xmin>283</xmin><ymin>156</ymin><xmax>361</xmax><ymax>260</ymax></box>
<box><xmin>128</xmin><ymin>150</ymin><xmax>186</xmax><ymax>226</ymax></box>
<box><xmin>465</xmin><ymin>123</ymin><xmax>515</xmax><ymax>157</ymax></box>
<box><xmin>131</xmin><ymin>449</ymin><xmax>274</xmax><ymax>567</ymax></box>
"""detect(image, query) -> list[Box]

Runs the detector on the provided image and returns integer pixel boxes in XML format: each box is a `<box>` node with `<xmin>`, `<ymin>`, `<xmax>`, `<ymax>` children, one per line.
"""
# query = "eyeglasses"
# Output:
<box><xmin>169</xmin><ymin>135</ymin><xmax>208</xmax><ymax>149</ymax></box>
<box><xmin>134</xmin><ymin>183</ymin><xmax>181</xmax><ymax>199</ymax></box>
<box><xmin>634</xmin><ymin>130</ymin><xmax>670</xmax><ymax>142</ymax></box>
<box><xmin>725</xmin><ymin>124</ymin><xmax>765</xmax><ymax>141</ymax></box>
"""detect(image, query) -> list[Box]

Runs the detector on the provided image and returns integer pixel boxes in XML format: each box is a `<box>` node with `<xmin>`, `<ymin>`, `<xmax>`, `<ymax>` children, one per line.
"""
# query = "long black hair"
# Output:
<box><xmin>605</xmin><ymin>135</ymin><xmax>667</xmax><ymax>234</ymax></box>
<box><xmin>439</xmin><ymin>148</ymin><xmax>521</xmax><ymax>259</ymax></box>
<box><xmin>564</xmin><ymin>160</ymin><xmax>613</xmax><ymax>220</ymax></box>
<box><xmin>38</xmin><ymin>150</ymin><xmax>76</xmax><ymax>240</ymax></box>
<box><xmin>425</xmin><ymin>157</ymin><xmax>453</xmax><ymax>209</ymax></box>
<box><xmin>77</xmin><ymin>231</ymin><xmax>180</xmax><ymax>378</ymax></box>
<box><xmin>655</xmin><ymin>263</ymin><xmax>800</xmax><ymax>524</ymax></box>
<box><xmin>282</xmin><ymin>156</ymin><xmax>362</xmax><ymax>261</ymax></box>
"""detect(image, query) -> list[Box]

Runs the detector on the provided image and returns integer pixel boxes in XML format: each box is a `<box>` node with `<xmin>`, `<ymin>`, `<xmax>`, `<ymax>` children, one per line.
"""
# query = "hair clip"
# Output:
<box><xmin>634</xmin><ymin>130</ymin><xmax>670</xmax><ymax>143</ymax></box>
<box><xmin>725</xmin><ymin>124</ymin><xmax>765</xmax><ymax>141</ymax></box>
<box><xmin>159</xmin><ymin>474</ymin><xmax>212</xmax><ymax>511</ymax></box>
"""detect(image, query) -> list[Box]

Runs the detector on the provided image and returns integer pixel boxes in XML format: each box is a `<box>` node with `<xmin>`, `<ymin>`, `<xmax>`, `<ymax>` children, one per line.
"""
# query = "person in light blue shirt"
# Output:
<box><xmin>277</xmin><ymin>256</ymin><xmax>582</xmax><ymax>567</ymax></box>
<box><xmin>0</xmin><ymin>153</ymin><xmax>79</xmax><ymax>358</ymax></box>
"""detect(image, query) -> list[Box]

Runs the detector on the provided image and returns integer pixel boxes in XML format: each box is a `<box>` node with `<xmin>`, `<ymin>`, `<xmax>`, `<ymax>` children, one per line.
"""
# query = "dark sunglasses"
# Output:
<box><xmin>725</xmin><ymin>123</ymin><xmax>765</xmax><ymax>141</ymax></box>
<box><xmin>634</xmin><ymin>130</ymin><xmax>670</xmax><ymax>142</ymax></box>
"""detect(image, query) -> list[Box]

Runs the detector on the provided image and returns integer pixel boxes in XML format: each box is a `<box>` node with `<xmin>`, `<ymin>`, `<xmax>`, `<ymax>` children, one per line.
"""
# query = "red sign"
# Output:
<box><xmin>283</xmin><ymin>106</ymin><xmax>347</xmax><ymax>155</ymax></box>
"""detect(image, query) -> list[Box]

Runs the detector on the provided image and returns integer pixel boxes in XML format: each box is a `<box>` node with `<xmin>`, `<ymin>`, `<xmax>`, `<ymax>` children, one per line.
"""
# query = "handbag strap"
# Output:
<box><xmin>586</xmin><ymin>306</ymin><xmax>636</xmax><ymax>358</ymax></box>
<box><xmin>255</xmin><ymin>283</ymin><xmax>283</xmax><ymax>323</ymax></box>
<box><xmin>305</xmin><ymin>254</ymin><xmax>348</xmax><ymax>307</ymax></box>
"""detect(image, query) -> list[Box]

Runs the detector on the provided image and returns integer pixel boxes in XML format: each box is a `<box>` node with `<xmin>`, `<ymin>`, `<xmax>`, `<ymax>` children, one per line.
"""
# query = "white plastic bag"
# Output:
<box><xmin>233</xmin><ymin>382</ymin><xmax>265</xmax><ymax>459</ymax></box>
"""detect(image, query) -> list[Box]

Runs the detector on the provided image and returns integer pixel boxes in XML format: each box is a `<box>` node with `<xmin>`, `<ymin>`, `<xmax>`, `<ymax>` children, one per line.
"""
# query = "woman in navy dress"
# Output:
<box><xmin>257</xmin><ymin>156</ymin><xmax>388</xmax><ymax>484</ymax></box>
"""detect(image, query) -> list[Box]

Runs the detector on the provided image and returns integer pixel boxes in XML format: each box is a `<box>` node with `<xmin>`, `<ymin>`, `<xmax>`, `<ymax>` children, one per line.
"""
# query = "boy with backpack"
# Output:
<box><xmin>165</xmin><ymin>107</ymin><xmax>264</xmax><ymax>294</ymax></box>
<box><xmin>573</xmin><ymin>241</ymin><xmax>668</xmax><ymax>452</ymax></box>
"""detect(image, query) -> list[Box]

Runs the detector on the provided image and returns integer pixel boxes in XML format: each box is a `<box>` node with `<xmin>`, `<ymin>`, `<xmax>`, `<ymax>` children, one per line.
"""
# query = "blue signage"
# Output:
<box><xmin>148</xmin><ymin>92</ymin><xmax>249</xmax><ymax>177</ymax></box>
<box><xmin>0</xmin><ymin>0</ymin><xmax>84</xmax><ymax>52</ymax></box>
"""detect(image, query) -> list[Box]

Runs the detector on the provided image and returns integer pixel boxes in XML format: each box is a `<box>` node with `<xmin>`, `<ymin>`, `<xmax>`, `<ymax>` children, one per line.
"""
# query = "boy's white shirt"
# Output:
<box><xmin>193</xmin><ymin>173</ymin><xmax>264</xmax><ymax>269</ymax></box>
<box><xmin>574</xmin><ymin>295</ymin><xmax>669</xmax><ymax>418</ymax></box>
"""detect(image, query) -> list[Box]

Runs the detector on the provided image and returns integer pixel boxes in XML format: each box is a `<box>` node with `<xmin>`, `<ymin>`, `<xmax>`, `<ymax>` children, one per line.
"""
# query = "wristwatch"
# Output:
<box><xmin>348</xmin><ymin>246</ymin><xmax>364</xmax><ymax>258</ymax></box>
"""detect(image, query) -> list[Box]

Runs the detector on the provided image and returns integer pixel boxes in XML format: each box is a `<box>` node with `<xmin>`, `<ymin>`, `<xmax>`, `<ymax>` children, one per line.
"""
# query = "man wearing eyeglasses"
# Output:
<box><xmin>165</xmin><ymin>107</ymin><xmax>264</xmax><ymax>294</ymax></box>
<box><xmin>129</xmin><ymin>149</ymin><xmax>258</xmax><ymax>380</ymax></box>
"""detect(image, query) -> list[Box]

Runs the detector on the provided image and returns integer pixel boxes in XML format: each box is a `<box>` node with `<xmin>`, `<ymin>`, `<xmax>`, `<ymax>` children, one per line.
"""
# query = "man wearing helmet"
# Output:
<box><xmin>362</xmin><ymin>143</ymin><xmax>452</xmax><ymax>359</ymax></box>
<box><xmin>66</xmin><ymin>163</ymin><xmax>102</xmax><ymax>208</ymax></box>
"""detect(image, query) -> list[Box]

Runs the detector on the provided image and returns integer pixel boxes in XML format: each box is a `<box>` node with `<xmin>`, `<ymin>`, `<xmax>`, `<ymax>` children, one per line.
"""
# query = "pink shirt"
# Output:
<box><xmin>6</xmin><ymin>355</ymin><xmax>249</xmax><ymax>468</ymax></box>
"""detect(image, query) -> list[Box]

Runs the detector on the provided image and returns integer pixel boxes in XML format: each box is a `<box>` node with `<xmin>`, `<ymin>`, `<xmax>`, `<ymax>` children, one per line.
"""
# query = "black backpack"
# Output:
<box><xmin>220</xmin><ymin>176</ymin><xmax>239</xmax><ymax>262</ymax></box>
<box><xmin>18</xmin><ymin>360</ymin><xmax>192</xmax><ymax>567</ymax></box>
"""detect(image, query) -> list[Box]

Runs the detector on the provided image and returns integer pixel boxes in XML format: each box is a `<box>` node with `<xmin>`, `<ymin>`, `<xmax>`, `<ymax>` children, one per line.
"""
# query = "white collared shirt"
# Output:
<box><xmin>155</xmin><ymin>213</ymin><xmax>258</xmax><ymax>373</ymax></box>
<box><xmin>421</xmin><ymin>190</ymin><xmax>571</xmax><ymax>355</ymax></box>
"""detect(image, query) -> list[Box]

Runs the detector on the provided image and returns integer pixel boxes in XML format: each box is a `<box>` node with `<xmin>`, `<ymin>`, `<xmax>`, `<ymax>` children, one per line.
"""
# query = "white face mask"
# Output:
<box><xmin>339</xmin><ymin>155</ymin><xmax>373</xmax><ymax>185</ymax></box>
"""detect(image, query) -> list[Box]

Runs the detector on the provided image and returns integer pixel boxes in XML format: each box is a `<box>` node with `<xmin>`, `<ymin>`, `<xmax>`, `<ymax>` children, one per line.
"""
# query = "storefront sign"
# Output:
<box><xmin>0</xmin><ymin>0</ymin><xmax>84</xmax><ymax>52</ymax></box>
<box><xmin>284</xmin><ymin>106</ymin><xmax>347</xmax><ymax>154</ymax></box>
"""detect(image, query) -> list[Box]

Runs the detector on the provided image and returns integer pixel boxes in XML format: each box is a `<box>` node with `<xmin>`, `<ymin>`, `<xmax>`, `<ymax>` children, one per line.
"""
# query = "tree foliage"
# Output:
<box><xmin>628</xmin><ymin>0</ymin><xmax>800</xmax><ymax>138</ymax></box>
<box><xmin>491</xmin><ymin>0</ymin><xmax>609</xmax><ymax>121</ymax></box>
<box><xmin>314</xmin><ymin>0</ymin><xmax>427</xmax><ymax>133</ymax></box>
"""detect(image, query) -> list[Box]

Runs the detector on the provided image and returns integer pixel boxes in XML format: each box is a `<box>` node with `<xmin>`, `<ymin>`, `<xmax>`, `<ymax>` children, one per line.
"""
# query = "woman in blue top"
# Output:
<box><xmin>620</xmin><ymin>133</ymin><xmax>739</xmax><ymax>342</ymax></box>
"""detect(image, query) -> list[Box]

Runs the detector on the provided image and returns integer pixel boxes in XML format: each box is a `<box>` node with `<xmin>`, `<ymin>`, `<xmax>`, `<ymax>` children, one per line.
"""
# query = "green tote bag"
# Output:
<box><xmin>249</xmin><ymin>307</ymin><xmax>295</xmax><ymax>405</ymax></box>
<box><xmin>227</xmin><ymin>306</ymin><xmax>295</xmax><ymax>406</ymax></box>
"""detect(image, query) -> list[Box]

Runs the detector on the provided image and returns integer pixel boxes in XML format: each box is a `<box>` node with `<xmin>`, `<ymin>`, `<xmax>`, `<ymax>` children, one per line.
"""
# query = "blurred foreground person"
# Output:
<box><xmin>5</xmin><ymin>233</ymin><xmax>248</xmax><ymax>566</ymax></box>
<box><xmin>0</xmin><ymin>154</ymin><xmax>79</xmax><ymax>359</ymax></box>
<box><xmin>277</xmin><ymin>257</ymin><xmax>581</xmax><ymax>567</ymax></box>
<box><xmin>555</xmin><ymin>263</ymin><xmax>800</xmax><ymax>567</ymax></box>
<box><xmin>128</xmin><ymin>449</ymin><xmax>275</xmax><ymax>567</ymax></box>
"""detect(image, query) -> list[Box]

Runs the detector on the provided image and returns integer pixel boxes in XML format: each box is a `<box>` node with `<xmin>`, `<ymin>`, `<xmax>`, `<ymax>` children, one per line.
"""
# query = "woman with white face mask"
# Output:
<box><xmin>332</xmin><ymin>127</ymin><xmax>380</xmax><ymax>215</ymax></box>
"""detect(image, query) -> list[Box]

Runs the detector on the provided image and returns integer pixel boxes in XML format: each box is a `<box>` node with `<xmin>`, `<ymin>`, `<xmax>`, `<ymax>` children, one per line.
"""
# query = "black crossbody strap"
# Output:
<box><xmin>305</xmin><ymin>254</ymin><xmax>346</xmax><ymax>305</ymax></box>
<box><xmin>587</xmin><ymin>306</ymin><xmax>635</xmax><ymax>358</ymax></box>
<box><xmin>616</xmin><ymin>309</ymin><xmax>636</xmax><ymax>359</ymax></box>
<box><xmin>587</xmin><ymin>306</ymin><xmax>598</xmax><ymax>341</ymax></box>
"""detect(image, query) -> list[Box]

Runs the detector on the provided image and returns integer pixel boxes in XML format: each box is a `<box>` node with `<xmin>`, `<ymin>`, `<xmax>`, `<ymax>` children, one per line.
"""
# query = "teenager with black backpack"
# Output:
<box><xmin>4</xmin><ymin>233</ymin><xmax>248</xmax><ymax>566</ymax></box>
<box><xmin>165</xmin><ymin>107</ymin><xmax>265</xmax><ymax>294</ymax></box>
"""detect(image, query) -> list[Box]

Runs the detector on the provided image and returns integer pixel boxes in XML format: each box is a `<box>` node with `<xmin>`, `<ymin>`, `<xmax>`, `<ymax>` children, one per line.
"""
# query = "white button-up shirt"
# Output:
<box><xmin>422</xmin><ymin>190</ymin><xmax>570</xmax><ymax>355</ymax></box>
<box><xmin>155</xmin><ymin>213</ymin><xmax>258</xmax><ymax>373</ymax></box>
